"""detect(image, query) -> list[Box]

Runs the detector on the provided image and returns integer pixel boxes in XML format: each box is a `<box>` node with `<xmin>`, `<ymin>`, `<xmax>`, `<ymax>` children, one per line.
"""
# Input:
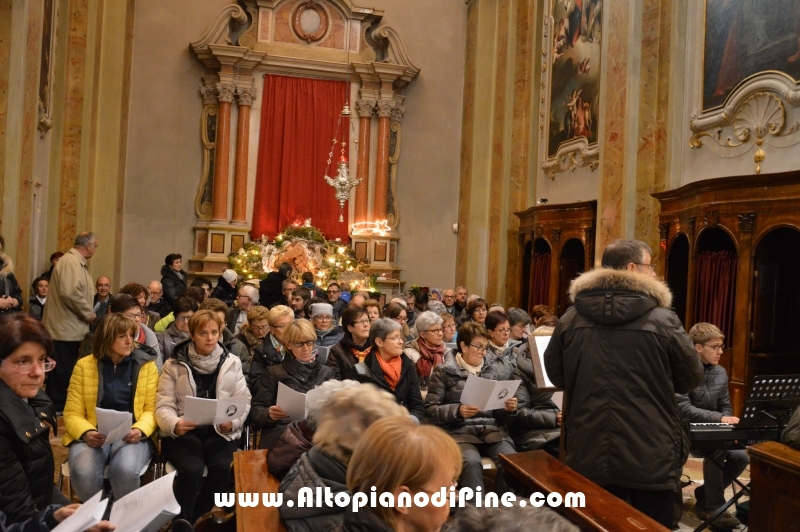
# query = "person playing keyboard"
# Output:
<box><xmin>677</xmin><ymin>322</ymin><xmax>748</xmax><ymax>529</ymax></box>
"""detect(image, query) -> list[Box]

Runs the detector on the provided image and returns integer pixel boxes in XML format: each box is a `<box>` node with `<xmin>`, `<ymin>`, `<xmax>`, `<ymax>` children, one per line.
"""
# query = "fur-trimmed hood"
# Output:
<box><xmin>0</xmin><ymin>252</ymin><xmax>13</xmax><ymax>279</ymax></box>
<box><xmin>569</xmin><ymin>268</ymin><xmax>673</xmax><ymax>326</ymax></box>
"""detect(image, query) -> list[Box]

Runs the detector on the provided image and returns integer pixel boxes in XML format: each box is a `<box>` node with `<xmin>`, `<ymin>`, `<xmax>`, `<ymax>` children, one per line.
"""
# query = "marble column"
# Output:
<box><xmin>211</xmin><ymin>83</ymin><xmax>235</xmax><ymax>222</ymax></box>
<box><xmin>231</xmin><ymin>86</ymin><xmax>256</xmax><ymax>224</ymax></box>
<box><xmin>354</xmin><ymin>99</ymin><xmax>375</xmax><ymax>223</ymax></box>
<box><xmin>373</xmin><ymin>99</ymin><xmax>394</xmax><ymax>221</ymax></box>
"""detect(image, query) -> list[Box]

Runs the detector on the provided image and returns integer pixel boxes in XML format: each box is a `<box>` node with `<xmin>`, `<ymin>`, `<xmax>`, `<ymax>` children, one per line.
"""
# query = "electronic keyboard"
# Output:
<box><xmin>689</xmin><ymin>422</ymin><xmax>781</xmax><ymax>452</ymax></box>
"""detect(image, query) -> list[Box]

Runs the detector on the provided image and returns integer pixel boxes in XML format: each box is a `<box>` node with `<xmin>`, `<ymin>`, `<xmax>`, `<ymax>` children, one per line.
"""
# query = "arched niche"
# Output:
<box><xmin>529</xmin><ymin>238</ymin><xmax>552</xmax><ymax>311</ymax></box>
<box><xmin>557</xmin><ymin>238</ymin><xmax>585</xmax><ymax>316</ymax></box>
<box><xmin>666</xmin><ymin>233</ymin><xmax>689</xmax><ymax>326</ymax></box>
<box><xmin>750</xmin><ymin>227</ymin><xmax>800</xmax><ymax>382</ymax></box>
<box><xmin>519</xmin><ymin>240</ymin><xmax>533</xmax><ymax>311</ymax></box>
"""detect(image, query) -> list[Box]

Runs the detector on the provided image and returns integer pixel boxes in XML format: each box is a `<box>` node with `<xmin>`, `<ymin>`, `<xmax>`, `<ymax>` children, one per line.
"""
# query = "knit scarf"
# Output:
<box><xmin>489</xmin><ymin>341</ymin><xmax>511</xmax><ymax>359</ymax></box>
<box><xmin>187</xmin><ymin>343</ymin><xmax>224</xmax><ymax>374</ymax></box>
<box><xmin>269</xmin><ymin>333</ymin><xmax>285</xmax><ymax>357</ymax></box>
<box><xmin>456</xmin><ymin>353</ymin><xmax>482</xmax><ymax>375</ymax></box>
<box><xmin>414</xmin><ymin>338</ymin><xmax>445</xmax><ymax>380</ymax></box>
<box><xmin>376</xmin><ymin>354</ymin><xmax>402</xmax><ymax>391</ymax></box>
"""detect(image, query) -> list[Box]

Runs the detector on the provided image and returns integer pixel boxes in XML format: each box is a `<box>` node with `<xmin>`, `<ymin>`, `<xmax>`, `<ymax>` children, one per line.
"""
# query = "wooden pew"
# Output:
<box><xmin>747</xmin><ymin>441</ymin><xmax>800</xmax><ymax>532</ymax></box>
<box><xmin>232</xmin><ymin>450</ymin><xmax>286</xmax><ymax>532</ymax></box>
<box><xmin>501</xmin><ymin>450</ymin><xmax>669</xmax><ymax>532</ymax></box>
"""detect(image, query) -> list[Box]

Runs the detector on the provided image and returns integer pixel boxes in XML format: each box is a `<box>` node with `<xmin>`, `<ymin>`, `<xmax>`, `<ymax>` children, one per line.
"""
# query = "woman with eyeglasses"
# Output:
<box><xmin>62</xmin><ymin>313</ymin><xmax>158</xmax><ymax>503</ymax></box>
<box><xmin>250</xmin><ymin>319</ymin><xmax>334</xmax><ymax>449</ymax></box>
<box><xmin>465</xmin><ymin>297</ymin><xmax>488</xmax><ymax>326</ymax></box>
<box><xmin>327</xmin><ymin>306</ymin><xmax>372</xmax><ymax>380</ymax></box>
<box><xmin>402</xmin><ymin>311</ymin><xmax>446</xmax><ymax>389</ymax></box>
<box><xmin>156</xmin><ymin>296</ymin><xmax>198</xmax><ymax>361</ymax></box>
<box><xmin>108</xmin><ymin>294</ymin><xmax>161</xmax><ymax>369</ymax></box>
<box><xmin>352</xmin><ymin>319</ymin><xmax>425</xmax><ymax>423</ymax></box>
<box><xmin>384</xmin><ymin>301</ymin><xmax>413</xmax><ymax>342</ymax></box>
<box><xmin>424</xmin><ymin>322</ymin><xmax>517</xmax><ymax>495</ymax></box>
<box><xmin>0</xmin><ymin>314</ymin><xmax>68</xmax><ymax>523</ymax></box>
<box><xmin>156</xmin><ymin>310</ymin><xmax>251</xmax><ymax>522</ymax></box>
<box><xmin>248</xmin><ymin>305</ymin><xmax>293</xmax><ymax>389</ymax></box>
<box><xmin>483</xmin><ymin>311</ymin><xmax>517</xmax><ymax>381</ymax></box>
<box><xmin>441</xmin><ymin>313</ymin><xmax>458</xmax><ymax>344</ymax></box>
<box><xmin>310</xmin><ymin>303</ymin><xmax>343</xmax><ymax>348</ymax></box>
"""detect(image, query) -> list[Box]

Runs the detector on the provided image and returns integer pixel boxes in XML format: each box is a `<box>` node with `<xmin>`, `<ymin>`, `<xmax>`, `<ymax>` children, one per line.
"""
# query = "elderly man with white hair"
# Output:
<box><xmin>226</xmin><ymin>284</ymin><xmax>259</xmax><ymax>335</ymax></box>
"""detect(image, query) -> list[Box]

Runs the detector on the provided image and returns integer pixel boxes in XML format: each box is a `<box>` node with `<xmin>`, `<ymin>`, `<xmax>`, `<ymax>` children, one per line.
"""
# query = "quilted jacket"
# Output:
<box><xmin>676</xmin><ymin>363</ymin><xmax>732</xmax><ymax>423</ymax></box>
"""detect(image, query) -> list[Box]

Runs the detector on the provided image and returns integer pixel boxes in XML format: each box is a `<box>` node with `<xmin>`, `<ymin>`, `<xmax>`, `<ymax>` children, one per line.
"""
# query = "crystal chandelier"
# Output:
<box><xmin>324</xmin><ymin>103</ymin><xmax>361</xmax><ymax>222</ymax></box>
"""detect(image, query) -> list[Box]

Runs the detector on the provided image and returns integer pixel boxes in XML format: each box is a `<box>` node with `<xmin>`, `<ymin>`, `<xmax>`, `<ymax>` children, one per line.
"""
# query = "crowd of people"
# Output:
<box><xmin>2</xmin><ymin>231</ymin><xmax>800</xmax><ymax>531</ymax></box>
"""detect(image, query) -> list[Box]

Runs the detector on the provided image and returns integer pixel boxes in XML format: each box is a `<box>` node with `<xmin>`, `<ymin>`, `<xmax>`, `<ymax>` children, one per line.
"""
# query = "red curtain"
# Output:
<box><xmin>531</xmin><ymin>253</ymin><xmax>552</xmax><ymax>308</ymax></box>
<box><xmin>694</xmin><ymin>251</ymin><xmax>738</xmax><ymax>342</ymax></box>
<box><xmin>251</xmin><ymin>75</ymin><xmax>350</xmax><ymax>241</ymax></box>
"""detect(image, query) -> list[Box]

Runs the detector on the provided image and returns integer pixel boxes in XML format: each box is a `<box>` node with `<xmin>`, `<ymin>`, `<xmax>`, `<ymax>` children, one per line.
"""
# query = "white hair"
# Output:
<box><xmin>305</xmin><ymin>379</ymin><xmax>361</xmax><ymax>430</ymax></box>
<box><xmin>239</xmin><ymin>284</ymin><xmax>259</xmax><ymax>304</ymax></box>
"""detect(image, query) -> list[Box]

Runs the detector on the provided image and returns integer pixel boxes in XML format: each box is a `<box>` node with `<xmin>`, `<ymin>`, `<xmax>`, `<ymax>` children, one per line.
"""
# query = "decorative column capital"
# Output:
<box><xmin>738</xmin><ymin>213</ymin><xmax>756</xmax><ymax>232</ymax></box>
<box><xmin>390</xmin><ymin>102</ymin><xmax>406</xmax><ymax>122</ymax></box>
<box><xmin>551</xmin><ymin>228</ymin><xmax>562</xmax><ymax>243</ymax></box>
<box><xmin>236</xmin><ymin>87</ymin><xmax>257</xmax><ymax>106</ymax></box>
<box><xmin>200</xmin><ymin>86</ymin><xmax>218</xmax><ymax>105</ymax></box>
<box><xmin>355</xmin><ymin>99</ymin><xmax>376</xmax><ymax>118</ymax></box>
<box><xmin>376</xmin><ymin>100</ymin><xmax>394</xmax><ymax>118</ymax></box>
<box><xmin>216</xmin><ymin>83</ymin><xmax>236</xmax><ymax>103</ymax></box>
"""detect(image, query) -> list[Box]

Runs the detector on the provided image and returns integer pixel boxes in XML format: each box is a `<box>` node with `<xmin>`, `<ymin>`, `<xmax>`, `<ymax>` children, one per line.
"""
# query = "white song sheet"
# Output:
<box><xmin>95</xmin><ymin>407</ymin><xmax>132</xmax><ymax>445</ymax></box>
<box><xmin>277</xmin><ymin>382</ymin><xmax>307</xmax><ymax>422</ymax></box>
<box><xmin>109</xmin><ymin>471</ymin><xmax>180</xmax><ymax>532</ymax></box>
<box><xmin>183</xmin><ymin>396</ymin><xmax>248</xmax><ymax>425</ymax></box>
<box><xmin>459</xmin><ymin>374</ymin><xmax>521</xmax><ymax>411</ymax></box>
<box><xmin>51</xmin><ymin>491</ymin><xmax>107</xmax><ymax>532</ymax></box>
<box><xmin>532</xmin><ymin>335</ymin><xmax>556</xmax><ymax>389</ymax></box>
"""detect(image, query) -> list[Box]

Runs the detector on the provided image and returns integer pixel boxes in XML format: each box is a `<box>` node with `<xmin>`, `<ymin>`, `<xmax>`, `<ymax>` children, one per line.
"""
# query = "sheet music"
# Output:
<box><xmin>51</xmin><ymin>491</ymin><xmax>107</xmax><ymax>532</ymax></box>
<box><xmin>95</xmin><ymin>407</ymin><xmax>132</xmax><ymax>445</ymax></box>
<box><xmin>460</xmin><ymin>374</ymin><xmax>521</xmax><ymax>411</ymax></box>
<box><xmin>277</xmin><ymin>382</ymin><xmax>307</xmax><ymax>421</ymax></box>
<box><xmin>109</xmin><ymin>471</ymin><xmax>180</xmax><ymax>532</ymax></box>
<box><xmin>533</xmin><ymin>336</ymin><xmax>556</xmax><ymax>389</ymax></box>
<box><xmin>183</xmin><ymin>395</ymin><xmax>248</xmax><ymax>425</ymax></box>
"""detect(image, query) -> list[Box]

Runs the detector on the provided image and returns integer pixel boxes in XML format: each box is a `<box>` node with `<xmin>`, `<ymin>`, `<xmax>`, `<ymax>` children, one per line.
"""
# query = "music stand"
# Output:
<box><xmin>694</xmin><ymin>374</ymin><xmax>800</xmax><ymax>532</ymax></box>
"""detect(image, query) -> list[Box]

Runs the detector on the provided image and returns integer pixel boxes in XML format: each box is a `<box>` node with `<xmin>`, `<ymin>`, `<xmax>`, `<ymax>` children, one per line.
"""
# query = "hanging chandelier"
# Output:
<box><xmin>324</xmin><ymin>103</ymin><xmax>361</xmax><ymax>222</ymax></box>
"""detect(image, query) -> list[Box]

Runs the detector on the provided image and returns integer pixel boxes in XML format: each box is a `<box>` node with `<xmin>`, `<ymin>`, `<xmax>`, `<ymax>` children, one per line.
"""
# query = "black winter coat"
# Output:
<box><xmin>335</xmin><ymin>508</ymin><xmax>394</xmax><ymax>532</ymax></box>
<box><xmin>0</xmin><ymin>254</ymin><xmax>23</xmax><ymax>314</ymax></box>
<box><xmin>544</xmin><ymin>268</ymin><xmax>703</xmax><ymax>490</ymax></box>
<box><xmin>248</xmin><ymin>333</ymin><xmax>285</xmax><ymax>390</ymax></box>
<box><xmin>326</xmin><ymin>338</ymin><xmax>370</xmax><ymax>381</ymax></box>
<box><xmin>160</xmin><ymin>265</ymin><xmax>187</xmax><ymax>307</ymax></box>
<box><xmin>677</xmin><ymin>364</ymin><xmax>732</xmax><ymax>423</ymax></box>
<box><xmin>424</xmin><ymin>351</ymin><xmax>513</xmax><ymax>444</ymax></box>
<box><xmin>354</xmin><ymin>352</ymin><xmax>425</xmax><ymax>422</ymax></box>
<box><xmin>508</xmin><ymin>343</ymin><xmax>560</xmax><ymax>451</ymax></box>
<box><xmin>259</xmin><ymin>271</ymin><xmax>288</xmax><ymax>310</ymax></box>
<box><xmin>251</xmin><ymin>355</ymin><xmax>333</xmax><ymax>448</ymax></box>
<box><xmin>0</xmin><ymin>382</ymin><xmax>58</xmax><ymax>523</ymax></box>
<box><xmin>279</xmin><ymin>447</ymin><xmax>348</xmax><ymax>532</ymax></box>
<box><xmin>210</xmin><ymin>276</ymin><xmax>237</xmax><ymax>307</ymax></box>
<box><xmin>0</xmin><ymin>506</ymin><xmax>60</xmax><ymax>532</ymax></box>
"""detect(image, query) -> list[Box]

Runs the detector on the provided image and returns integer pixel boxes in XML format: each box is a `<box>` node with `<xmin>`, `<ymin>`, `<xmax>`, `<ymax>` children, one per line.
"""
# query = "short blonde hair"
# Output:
<box><xmin>247</xmin><ymin>306</ymin><xmax>270</xmax><ymax>323</ymax></box>
<box><xmin>282</xmin><ymin>319</ymin><xmax>316</xmax><ymax>345</ymax></box>
<box><xmin>690</xmin><ymin>322</ymin><xmax>724</xmax><ymax>345</ymax></box>
<box><xmin>92</xmin><ymin>314</ymin><xmax>138</xmax><ymax>360</ymax></box>
<box><xmin>268</xmin><ymin>305</ymin><xmax>294</xmax><ymax>326</ymax></box>
<box><xmin>188</xmin><ymin>309</ymin><xmax>224</xmax><ymax>336</ymax></box>
<box><xmin>313</xmin><ymin>384</ymin><xmax>407</xmax><ymax>465</ymax></box>
<box><xmin>347</xmin><ymin>417</ymin><xmax>463</xmax><ymax>527</ymax></box>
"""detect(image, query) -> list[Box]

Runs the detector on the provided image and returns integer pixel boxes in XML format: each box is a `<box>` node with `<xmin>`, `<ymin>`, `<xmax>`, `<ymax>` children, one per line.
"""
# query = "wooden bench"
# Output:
<box><xmin>747</xmin><ymin>441</ymin><xmax>800</xmax><ymax>532</ymax></box>
<box><xmin>500</xmin><ymin>450</ymin><xmax>669</xmax><ymax>532</ymax></box>
<box><xmin>232</xmin><ymin>450</ymin><xmax>286</xmax><ymax>532</ymax></box>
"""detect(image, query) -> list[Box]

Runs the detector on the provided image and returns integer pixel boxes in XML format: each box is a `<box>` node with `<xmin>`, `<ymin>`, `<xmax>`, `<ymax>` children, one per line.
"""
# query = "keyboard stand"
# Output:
<box><xmin>693</xmin><ymin>448</ymin><xmax>749</xmax><ymax>532</ymax></box>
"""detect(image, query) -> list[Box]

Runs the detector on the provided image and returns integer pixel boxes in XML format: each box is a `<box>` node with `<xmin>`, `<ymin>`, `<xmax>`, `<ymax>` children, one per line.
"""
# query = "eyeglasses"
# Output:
<box><xmin>292</xmin><ymin>340</ymin><xmax>315</xmax><ymax>349</ymax></box>
<box><xmin>10</xmin><ymin>358</ymin><xmax>57</xmax><ymax>373</ymax></box>
<box><xmin>314</xmin><ymin>316</ymin><xmax>333</xmax><ymax>322</ymax></box>
<box><xmin>443</xmin><ymin>295</ymin><xmax>456</xmax><ymax>299</ymax></box>
<box><xmin>175</xmin><ymin>315</ymin><xmax>192</xmax><ymax>323</ymax></box>
<box><xmin>353</xmin><ymin>319</ymin><xmax>371</xmax><ymax>326</ymax></box>
<box><xmin>424</xmin><ymin>328</ymin><xmax>443</xmax><ymax>335</ymax></box>
<box><xmin>270</xmin><ymin>323</ymin><xmax>287</xmax><ymax>330</ymax></box>
<box><xmin>251</xmin><ymin>325</ymin><xmax>269</xmax><ymax>332</ymax></box>
<box><xmin>494</xmin><ymin>327</ymin><xmax>511</xmax><ymax>334</ymax></box>
<box><xmin>702</xmin><ymin>343</ymin><xmax>725</xmax><ymax>351</ymax></box>
<box><xmin>394</xmin><ymin>316</ymin><xmax>408</xmax><ymax>323</ymax></box>
<box><xmin>327</xmin><ymin>290</ymin><xmax>340</xmax><ymax>294</ymax></box>
<box><xmin>237</xmin><ymin>295</ymin><xmax>251</xmax><ymax>301</ymax></box>
<box><xmin>469</xmin><ymin>344</ymin><xmax>488</xmax><ymax>354</ymax></box>
<box><xmin>633</xmin><ymin>263</ymin><xmax>656</xmax><ymax>271</ymax></box>
<box><xmin>123</xmin><ymin>312</ymin><xmax>142</xmax><ymax>319</ymax></box>
<box><xmin>443</xmin><ymin>324</ymin><xmax>457</xmax><ymax>330</ymax></box>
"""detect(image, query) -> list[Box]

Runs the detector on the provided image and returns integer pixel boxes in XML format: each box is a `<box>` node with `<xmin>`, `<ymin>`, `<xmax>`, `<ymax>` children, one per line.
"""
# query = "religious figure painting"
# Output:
<box><xmin>703</xmin><ymin>0</ymin><xmax>800</xmax><ymax>111</ymax></box>
<box><xmin>547</xmin><ymin>0</ymin><xmax>602</xmax><ymax>158</ymax></box>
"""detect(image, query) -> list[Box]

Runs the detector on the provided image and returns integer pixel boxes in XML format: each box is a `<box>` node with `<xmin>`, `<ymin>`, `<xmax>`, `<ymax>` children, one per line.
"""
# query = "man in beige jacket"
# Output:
<box><xmin>43</xmin><ymin>232</ymin><xmax>98</xmax><ymax>411</ymax></box>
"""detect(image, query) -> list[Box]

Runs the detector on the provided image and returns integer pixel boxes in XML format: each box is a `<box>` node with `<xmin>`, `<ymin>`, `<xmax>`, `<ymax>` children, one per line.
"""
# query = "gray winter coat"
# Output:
<box><xmin>677</xmin><ymin>364</ymin><xmax>732</xmax><ymax>423</ymax></box>
<box><xmin>424</xmin><ymin>351</ymin><xmax>513</xmax><ymax>445</ymax></box>
<box><xmin>279</xmin><ymin>447</ymin><xmax>348</xmax><ymax>532</ymax></box>
<box><xmin>544</xmin><ymin>268</ymin><xmax>703</xmax><ymax>491</ymax></box>
<box><xmin>508</xmin><ymin>343</ymin><xmax>560</xmax><ymax>451</ymax></box>
<box><xmin>156</xmin><ymin>323</ymin><xmax>190</xmax><ymax>363</ymax></box>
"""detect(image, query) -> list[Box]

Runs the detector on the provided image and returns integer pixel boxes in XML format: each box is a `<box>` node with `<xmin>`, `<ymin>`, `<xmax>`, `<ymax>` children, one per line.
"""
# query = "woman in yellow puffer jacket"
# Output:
<box><xmin>63</xmin><ymin>313</ymin><xmax>158</xmax><ymax>502</ymax></box>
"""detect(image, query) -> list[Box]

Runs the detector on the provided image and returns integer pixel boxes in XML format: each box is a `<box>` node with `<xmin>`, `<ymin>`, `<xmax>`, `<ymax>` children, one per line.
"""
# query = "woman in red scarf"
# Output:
<box><xmin>403</xmin><ymin>311</ymin><xmax>446</xmax><ymax>389</ymax></box>
<box><xmin>352</xmin><ymin>318</ymin><xmax>424</xmax><ymax>423</ymax></box>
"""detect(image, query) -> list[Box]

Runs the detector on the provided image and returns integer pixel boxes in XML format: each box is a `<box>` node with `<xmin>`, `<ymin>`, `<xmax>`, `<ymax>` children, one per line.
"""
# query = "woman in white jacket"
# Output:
<box><xmin>156</xmin><ymin>310</ymin><xmax>250</xmax><ymax>522</ymax></box>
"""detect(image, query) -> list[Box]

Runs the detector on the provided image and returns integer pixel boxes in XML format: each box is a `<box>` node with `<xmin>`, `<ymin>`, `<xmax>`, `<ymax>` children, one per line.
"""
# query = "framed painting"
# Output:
<box><xmin>546</xmin><ymin>0</ymin><xmax>602</xmax><ymax>158</ymax></box>
<box><xmin>703</xmin><ymin>0</ymin><xmax>800</xmax><ymax>111</ymax></box>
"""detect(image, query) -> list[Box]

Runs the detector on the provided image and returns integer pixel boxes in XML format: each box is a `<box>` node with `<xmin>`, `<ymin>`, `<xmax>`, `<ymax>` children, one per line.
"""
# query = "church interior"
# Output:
<box><xmin>2</xmin><ymin>0</ymin><xmax>800</xmax><ymax>530</ymax></box>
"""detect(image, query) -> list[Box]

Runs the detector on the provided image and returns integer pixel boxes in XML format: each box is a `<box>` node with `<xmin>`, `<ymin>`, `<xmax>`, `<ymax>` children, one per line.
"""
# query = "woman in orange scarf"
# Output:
<box><xmin>352</xmin><ymin>319</ymin><xmax>424</xmax><ymax>423</ymax></box>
